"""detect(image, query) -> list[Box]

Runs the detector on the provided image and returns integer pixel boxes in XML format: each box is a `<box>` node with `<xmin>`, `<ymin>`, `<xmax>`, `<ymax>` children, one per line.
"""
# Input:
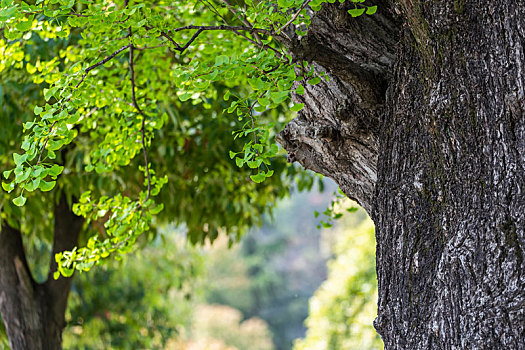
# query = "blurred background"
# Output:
<box><xmin>53</xmin><ymin>178</ymin><xmax>382</xmax><ymax>350</ymax></box>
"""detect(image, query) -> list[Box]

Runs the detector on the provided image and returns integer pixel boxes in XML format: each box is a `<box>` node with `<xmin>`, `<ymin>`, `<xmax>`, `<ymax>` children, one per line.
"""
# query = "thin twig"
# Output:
<box><xmin>146</xmin><ymin>23</ymin><xmax>285</xmax><ymax>57</ymax></box>
<box><xmin>248</xmin><ymin>91</ymin><xmax>268</xmax><ymax>153</ymax></box>
<box><xmin>220</xmin><ymin>0</ymin><xmax>264</xmax><ymax>45</ymax></box>
<box><xmin>200</xmin><ymin>0</ymin><xmax>228</xmax><ymax>23</ymax></box>
<box><xmin>128</xmin><ymin>42</ymin><xmax>151</xmax><ymax>203</ymax></box>
<box><xmin>36</xmin><ymin>121</ymin><xmax>57</xmax><ymax>165</ymax></box>
<box><xmin>144</xmin><ymin>26</ymin><xmax>182</xmax><ymax>50</ymax></box>
<box><xmin>179</xmin><ymin>28</ymin><xmax>204</xmax><ymax>53</ymax></box>
<box><xmin>170</xmin><ymin>25</ymin><xmax>287</xmax><ymax>56</ymax></box>
<box><xmin>198</xmin><ymin>0</ymin><xmax>285</xmax><ymax>57</ymax></box>
<box><xmin>75</xmin><ymin>44</ymin><xmax>132</xmax><ymax>89</ymax></box>
<box><xmin>278</xmin><ymin>0</ymin><xmax>312</xmax><ymax>33</ymax></box>
<box><xmin>170</xmin><ymin>24</ymin><xmax>273</xmax><ymax>36</ymax></box>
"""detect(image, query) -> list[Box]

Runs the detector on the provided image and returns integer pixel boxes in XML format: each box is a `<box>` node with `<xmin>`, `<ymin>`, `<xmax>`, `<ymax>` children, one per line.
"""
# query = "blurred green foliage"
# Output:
<box><xmin>205</xmin><ymin>181</ymin><xmax>339</xmax><ymax>350</ymax></box>
<box><xmin>3</xmin><ymin>186</ymin><xmax>382</xmax><ymax>350</ymax></box>
<box><xmin>60</xmin><ymin>230</ymin><xmax>277</xmax><ymax>350</ymax></box>
<box><xmin>294</xmin><ymin>215</ymin><xmax>383</xmax><ymax>350</ymax></box>
<box><xmin>62</xmin><ymin>232</ymin><xmax>205</xmax><ymax>349</ymax></box>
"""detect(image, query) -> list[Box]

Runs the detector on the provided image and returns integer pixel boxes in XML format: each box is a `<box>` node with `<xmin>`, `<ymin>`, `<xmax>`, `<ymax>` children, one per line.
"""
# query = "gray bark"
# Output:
<box><xmin>0</xmin><ymin>194</ymin><xmax>83</xmax><ymax>350</ymax></box>
<box><xmin>278</xmin><ymin>0</ymin><xmax>525</xmax><ymax>348</ymax></box>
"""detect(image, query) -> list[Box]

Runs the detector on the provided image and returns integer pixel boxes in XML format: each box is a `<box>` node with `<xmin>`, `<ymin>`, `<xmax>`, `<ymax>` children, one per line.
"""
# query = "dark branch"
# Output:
<box><xmin>170</xmin><ymin>24</ymin><xmax>274</xmax><ymax>36</ymax></box>
<box><xmin>278</xmin><ymin>0</ymin><xmax>312</xmax><ymax>33</ymax></box>
<box><xmin>75</xmin><ymin>44</ymin><xmax>132</xmax><ymax>89</ymax></box>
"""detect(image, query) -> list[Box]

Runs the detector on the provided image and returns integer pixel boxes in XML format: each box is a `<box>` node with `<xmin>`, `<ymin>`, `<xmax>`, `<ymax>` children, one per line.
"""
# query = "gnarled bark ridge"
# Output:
<box><xmin>277</xmin><ymin>0</ymin><xmax>525</xmax><ymax>348</ymax></box>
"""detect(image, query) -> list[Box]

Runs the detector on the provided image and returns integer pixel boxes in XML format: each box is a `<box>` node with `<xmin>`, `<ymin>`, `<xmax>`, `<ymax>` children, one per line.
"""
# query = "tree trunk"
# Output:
<box><xmin>0</xmin><ymin>194</ymin><xmax>83</xmax><ymax>350</ymax></box>
<box><xmin>278</xmin><ymin>0</ymin><xmax>525</xmax><ymax>348</ymax></box>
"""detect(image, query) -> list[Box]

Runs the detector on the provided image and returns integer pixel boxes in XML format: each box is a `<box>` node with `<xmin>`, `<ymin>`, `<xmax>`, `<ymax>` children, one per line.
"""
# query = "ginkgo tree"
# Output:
<box><xmin>0</xmin><ymin>0</ymin><xmax>376</xmax><ymax>348</ymax></box>
<box><xmin>1</xmin><ymin>0</ymin><xmax>374</xmax><ymax>274</ymax></box>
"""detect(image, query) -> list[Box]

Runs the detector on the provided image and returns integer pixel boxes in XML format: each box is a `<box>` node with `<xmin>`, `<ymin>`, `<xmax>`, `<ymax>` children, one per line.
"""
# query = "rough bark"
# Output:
<box><xmin>278</xmin><ymin>0</ymin><xmax>525</xmax><ymax>348</ymax></box>
<box><xmin>0</xmin><ymin>194</ymin><xmax>83</xmax><ymax>350</ymax></box>
<box><xmin>277</xmin><ymin>1</ymin><xmax>399</xmax><ymax>213</ymax></box>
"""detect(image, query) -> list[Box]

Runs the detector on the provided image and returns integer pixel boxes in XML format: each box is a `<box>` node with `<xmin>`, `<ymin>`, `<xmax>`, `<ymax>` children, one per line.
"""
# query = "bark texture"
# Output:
<box><xmin>278</xmin><ymin>2</ymin><xmax>399</xmax><ymax>213</ymax></box>
<box><xmin>278</xmin><ymin>0</ymin><xmax>525</xmax><ymax>348</ymax></box>
<box><xmin>0</xmin><ymin>194</ymin><xmax>83</xmax><ymax>350</ymax></box>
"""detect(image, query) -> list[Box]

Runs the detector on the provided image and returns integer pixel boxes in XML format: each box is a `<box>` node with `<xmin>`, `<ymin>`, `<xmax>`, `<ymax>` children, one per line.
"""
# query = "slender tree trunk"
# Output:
<box><xmin>279</xmin><ymin>0</ymin><xmax>525</xmax><ymax>348</ymax></box>
<box><xmin>0</xmin><ymin>194</ymin><xmax>83</xmax><ymax>349</ymax></box>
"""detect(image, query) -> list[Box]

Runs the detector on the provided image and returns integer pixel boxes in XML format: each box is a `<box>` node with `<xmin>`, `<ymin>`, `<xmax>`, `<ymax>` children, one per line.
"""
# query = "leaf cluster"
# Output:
<box><xmin>0</xmin><ymin>0</ymin><xmax>376</xmax><ymax>275</ymax></box>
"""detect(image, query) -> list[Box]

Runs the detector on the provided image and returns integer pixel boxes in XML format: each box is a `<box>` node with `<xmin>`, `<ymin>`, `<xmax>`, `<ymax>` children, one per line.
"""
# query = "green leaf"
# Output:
<box><xmin>13</xmin><ymin>153</ymin><xmax>27</xmax><ymax>166</ymax></box>
<box><xmin>215</xmin><ymin>55</ymin><xmax>229</xmax><ymax>66</ymax></box>
<box><xmin>254</xmin><ymin>105</ymin><xmax>266</xmax><ymax>113</ymax></box>
<box><xmin>277</xmin><ymin>0</ymin><xmax>294</xmax><ymax>8</ymax></box>
<box><xmin>150</xmin><ymin>203</ymin><xmax>164</xmax><ymax>214</ymax></box>
<box><xmin>0</xmin><ymin>6</ymin><xmax>18</xmax><ymax>21</ymax></box>
<box><xmin>307</xmin><ymin>77</ymin><xmax>321</xmax><ymax>85</ymax></box>
<box><xmin>270</xmin><ymin>91</ymin><xmax>288</xmax><ymax>104</ymax></box>
<box><xmin>290</xmin><ymin>103</ymin><xmax>304</xmax><ymax>112</ymax></box>
<box><xmin>179</xmin><ymin>92</ymin><xmax>192</xmax><ymax>102</ymax></box>
<box><xmin>15</xmin><ymin>168</ymin><xmax>31</xmax><ymax>183</ymax></box>
<box><xmin>229</xmin><ymin>151</ymin><xmax>236</xmax><ymax>159</ymax></box>
<box><xmin>348</xmin><ymin>8</ymin><xmax>366</xmax><ymax>17</ymax></box>
<box><xmin>224</xmin><ymin>90</ymin><xmax>231</xmax><ymax>101</ymax></box>
<box><xmin>296</xmin><ymin>84</ymin><xmax>305</xmax><ymax>95</ymax></box>
<box><xmin>321</xmin><ymin>221</ymin><xmax>333</xmax><ymax>228</ymax></box>
<box><xmin>23</xmin><ymin>178</ymin><xmax>40</xmax><ymax>192</ymax></box>
<box><xmin>258</xmin><ymin>97</ymin><xmax>270</xmax><ymax>106</ymax></box>
<box><xmin>248</xmin><ymin>77</ymin><xmax>265</xmax><ymax>90</ymax></box>
<box><xmin>250</xmin><ymin>173</ymin><xmax>266</xmax><ymax>183</ymax></box>
<box><xmin>366</xmin><ymin>6</ymin><xmax>377</xmax><ymax>15</ymax></box>
<box><xmin>39</xmin><ymin>180</ymin><xmax>56</xmax><ymax>192</ymax></box>
<box><xmin>235</xmin><ymin>157</ymin><xmax>244</xmax><ymax>167</ymax></box>
<box><xmin>2</xmin><ymin>181</ymin><xmax>14</xmax><ymax>193</ymax></box>
<box><xmin>16</xmin><ymin>18</ymin><xmax>33</xmax><ymax>32</ymax></box>
<box><xmin>49</xmin><ymin>164</ymin><xmax>64</xmax><ymax>176</ymax></box>
<box><xmin>3</xmin><ymin>170</ymin><xmax>12</xmax><ymax>179</ymax></box>
<box><xmin>247</xmin><ymin>160</ymin><xmax>259</xmax><ymax>169</ymax></box>
<box><xmin>44</xmin><ymin>87</ymin><xmax>58</xmax><ymax>101</ymax></box>
<box><xmin>13</xmin><ymin>195</ymin><xmax>27</xmax><ymax>207</ymax></box>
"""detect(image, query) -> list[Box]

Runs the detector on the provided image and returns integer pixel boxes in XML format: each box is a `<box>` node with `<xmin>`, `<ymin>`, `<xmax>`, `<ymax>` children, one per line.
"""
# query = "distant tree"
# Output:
<box><xmin>206</xmin><ymin>184</ymin><xmax>338</xmax><ymax>350</ymax></box>
<box><xmin>294</xmin><ymin>215</ymin><xmax>382</xmax><ymax>350</ymax></box>
<box><xmin>184</xmin><ymin>304</ymin><xmax>275</xmax><ymax>350</ymax></box>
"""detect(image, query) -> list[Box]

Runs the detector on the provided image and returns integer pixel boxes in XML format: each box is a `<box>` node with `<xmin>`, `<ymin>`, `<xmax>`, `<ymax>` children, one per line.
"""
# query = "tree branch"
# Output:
<box><xmin>74</xmin><ymin>44</ymin><xmax>132</xmax><ymax>89</ymax></box>
<box><xmin>170</xmin><ymin>24</ymin><xmax>274</xmax><ymax>36</ymax></box>
<box><xmin>278</xmin><ymin>0</ymin><xmax>312</xmax><ymax>33</ymax></box>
